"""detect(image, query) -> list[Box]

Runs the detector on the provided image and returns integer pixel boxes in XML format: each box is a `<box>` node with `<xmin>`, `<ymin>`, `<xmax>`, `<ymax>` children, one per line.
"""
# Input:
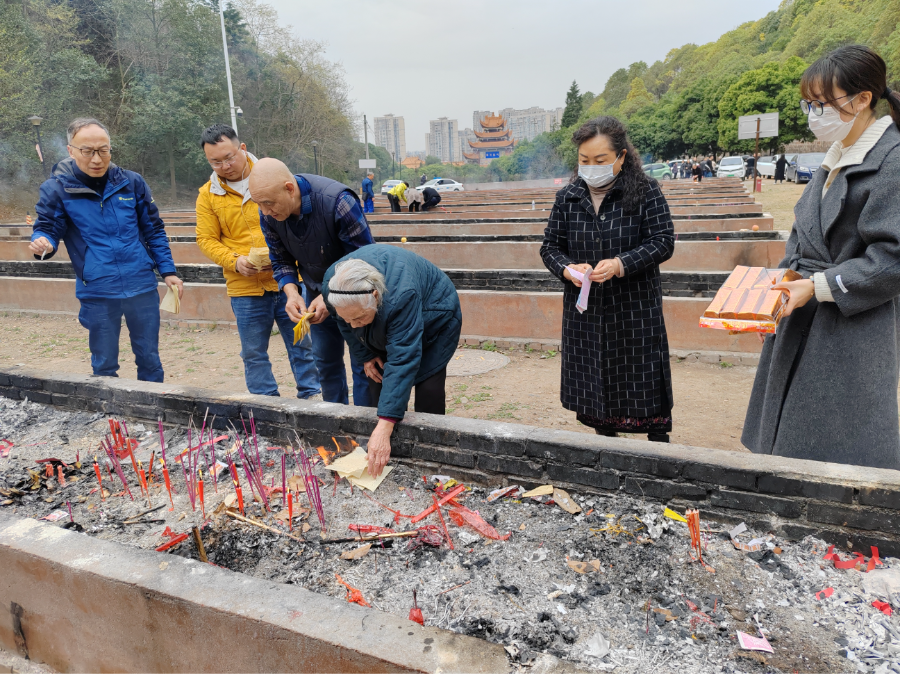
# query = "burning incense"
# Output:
<box><xmin>158</xmin><ymin>417</ymin><xmax>167</xmax><ymax>464</ymax></box>
<box><xmin>198</xmin><ymin>469</ymin><xmax>205</xmax><ymax>519</ymax></box>
<box><xmin>281</xmin><ymin>454</ymin><xmax>287</xmax><ymax>509</ymax></box>
<box><xmin>287</xmin><ymin>488</ymin><xmax>293</xmax><ymax>531</ymax></box>
<box><xmin>93</xmin><ymin>457</ymin><xmax>104</xmax><ymax>499</ymax></box>
<box><xmin>294</xmin><ymin>437</ymin><xmax>325</xmax><ymax>533</ymax></box>
<box><xmin>161</xmin><ymin>459</ymin><xmax>174</xmax><ymax>510</ymax></box>
<box><xmin>121</xmin><ymin>421</ymin><xmax>140</xmax><ymax>477</ymax></box>
<box><xmin>227</xmin><ymin>456</ymin><xmax>245</xmax><ymax>515</ymax></box>
<box><xmin>138</xmin><ymin>461</ymin><xmax>149</xmax><ymax>499</ymax></box>
<box><xmin>66</xmin><ymin>501</ymin><xmax>73</xmax><ymax>523</ymax></box>
<box><xmin>57</xmin><ymin>464</ymin><xmax>66</xmax><ymax>487</ymax></box>
<box><xmin>102</xmin><ymin>437</ymin><xmax>133</xmax><ymax>500</ymax></box>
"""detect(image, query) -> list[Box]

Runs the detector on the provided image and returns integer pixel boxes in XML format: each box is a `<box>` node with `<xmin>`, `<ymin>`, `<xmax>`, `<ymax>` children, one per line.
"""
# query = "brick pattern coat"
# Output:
<box><xmin>742</xmin><ymin>124</ymin><xmax>900</xmax><ymax>469</ymax></box>
<box><xmin>540</xmin><ymin>178</ymin><xmax>675</xmax><ymax>420</ymax></box>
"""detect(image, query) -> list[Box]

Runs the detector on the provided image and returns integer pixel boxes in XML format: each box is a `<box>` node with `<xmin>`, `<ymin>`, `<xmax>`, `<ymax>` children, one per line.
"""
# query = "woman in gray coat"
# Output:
<box><xmin>743</xmin><ymin>45</ymin><xmax>900</xmax><ymax>469</ymax></box>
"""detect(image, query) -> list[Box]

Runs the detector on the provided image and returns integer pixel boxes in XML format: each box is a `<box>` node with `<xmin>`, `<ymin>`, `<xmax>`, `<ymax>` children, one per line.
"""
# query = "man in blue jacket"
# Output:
<box><xmin>360</xmin><ymin>171</ymin><xmax>375</xmax><ymax>213</ymax></box>
<box><xmin>248</xmin><ymin>157</ymin><xmax>374</xmax><ymax>406</ymax></box>
<box><xmin>30</xmin><ymin>118</ymin><xmax>182</xmax><ymax>382</ymax></box>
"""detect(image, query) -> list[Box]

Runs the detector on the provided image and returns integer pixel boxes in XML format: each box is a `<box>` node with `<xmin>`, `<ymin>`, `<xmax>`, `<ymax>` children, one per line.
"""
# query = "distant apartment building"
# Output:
<box><xmin>373</xmin><ymin>114</ymin><xmax>407</xmax><ymax>160</ymax></box>
<box><xmin>458</xmin><ymin>128</ymin><xmax>477</xmax><ymax>151</ymax></box>
<box><xmin>473</xmin><ymin>106</ymin><xmax>563</xmax><ymax>141</ymax></box>
<box><xmin>425</xmin><ymin>117</ymin><xmax>461</xmax><ymax>163</ymax></box>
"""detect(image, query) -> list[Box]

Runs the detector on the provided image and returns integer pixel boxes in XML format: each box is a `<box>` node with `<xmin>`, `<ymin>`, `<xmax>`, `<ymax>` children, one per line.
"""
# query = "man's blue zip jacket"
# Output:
<box><xmin>32</xmin><ymin>158</ymin><xmax>177</xmax><ymax>300</ymax></box>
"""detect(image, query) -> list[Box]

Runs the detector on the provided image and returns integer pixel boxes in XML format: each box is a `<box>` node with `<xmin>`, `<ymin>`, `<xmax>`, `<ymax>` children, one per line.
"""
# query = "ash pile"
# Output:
<box><xmin>3</xmin><ymin>396</ymin><xmax>900</xmax><ymax>673</ymax></box>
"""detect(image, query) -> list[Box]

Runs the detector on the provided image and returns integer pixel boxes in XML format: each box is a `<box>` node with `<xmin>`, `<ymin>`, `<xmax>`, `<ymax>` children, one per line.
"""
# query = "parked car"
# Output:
<box><xmin>421</xmin><ymin>178</ymin><xmax>465</xmax><ymax>192</ymax></box>
<box><xmin>381</xmin><ymin>179</ymin><xmax>402</xmax><ymax>195</ymax></box>
<box><xmin>642</xmin><ymin>163</ymin><xmax>673</xmax><ymax>180</ymax></box>
<box><xmin>716</xmin><ymin>156</ymin><xmax>746</xmax><ymax>179</ymax></box>
<box><xmin>756</xmin><ymin>156</ymin><xmax>776</xmax><ymax>178</ymax></box>
<box><xmin>786</xmin><ymin>153</ymin><xmax>826</xmax><ymax>184</ymax></box>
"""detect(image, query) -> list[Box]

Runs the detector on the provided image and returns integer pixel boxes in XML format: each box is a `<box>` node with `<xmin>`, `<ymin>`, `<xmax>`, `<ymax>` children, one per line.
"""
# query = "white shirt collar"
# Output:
<box><xmin>821</xmin><ymin>116</ymin><xmax>893</xmax><ymax>173</ymax></box>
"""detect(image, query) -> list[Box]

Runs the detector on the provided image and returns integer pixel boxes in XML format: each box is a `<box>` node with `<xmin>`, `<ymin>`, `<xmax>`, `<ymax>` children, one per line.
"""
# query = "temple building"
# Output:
<box><xmin>463</xmin><ymin>113</ymin><xmax>516</xmax><ymax>165</ymax></box>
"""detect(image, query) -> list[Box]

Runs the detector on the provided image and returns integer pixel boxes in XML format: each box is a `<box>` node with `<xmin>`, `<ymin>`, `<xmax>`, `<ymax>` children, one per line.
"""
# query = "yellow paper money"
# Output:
<box><xmin>293</xmin><ymin>312</ymin><xmax>314</xmax><ymax>345</ymax></box>
<box><xmin>663</xmin><ymin>507</ymin><xmax>687</xmax><ymax>523</ymax></box>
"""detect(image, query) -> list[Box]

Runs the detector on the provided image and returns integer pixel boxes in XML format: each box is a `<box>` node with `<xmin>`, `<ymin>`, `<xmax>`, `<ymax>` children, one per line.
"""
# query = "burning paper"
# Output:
<box><xmin>736</xmin><ymin>631</ymin><xmax>773</xmax><ymax>653</ymax></box>
<box><xmin>325</xmin><ymin>447</ymin><xmax>392</xmax><ymax>491</ymax></box>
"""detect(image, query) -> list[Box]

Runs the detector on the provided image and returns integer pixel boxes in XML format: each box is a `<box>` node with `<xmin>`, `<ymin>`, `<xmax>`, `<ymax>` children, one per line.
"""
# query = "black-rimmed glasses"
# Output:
<box><xmin>69</xmin><ymin>144</ymin><xmax>111</xmax><ymax>158</ymax></box>
<box><xmin>800</xmin><ymin>93</ymin><xmax>855</xmax><ymax>116</ymax></box>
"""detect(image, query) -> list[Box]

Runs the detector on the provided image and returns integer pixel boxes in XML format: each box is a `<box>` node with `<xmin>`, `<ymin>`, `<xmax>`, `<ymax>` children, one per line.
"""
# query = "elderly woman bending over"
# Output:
<box><xmin>322</xmin><ymin>244</ymin><xmax>462</xmax><ymax>476</ymax></box>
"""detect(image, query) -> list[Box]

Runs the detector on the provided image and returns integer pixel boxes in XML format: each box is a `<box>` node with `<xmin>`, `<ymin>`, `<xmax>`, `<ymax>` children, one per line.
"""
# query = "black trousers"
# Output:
<box><xmin>422</xmin><ymin>195</ymin><xmax>441</xmax><ymax>211</ymax></box>
<box><xmin>408</xmin><ymin>201</ymin><xmax>420</xmax><ymax>212</ymax></box>
<box><xmin>368</xmin><ymin>367</ymin><xmax>447</xmax><ymax>415</ymax></box>
<box><xmin>387</xmin><ymin>194</ymin><xmax>401</xmax><ymax>212</ymax></box>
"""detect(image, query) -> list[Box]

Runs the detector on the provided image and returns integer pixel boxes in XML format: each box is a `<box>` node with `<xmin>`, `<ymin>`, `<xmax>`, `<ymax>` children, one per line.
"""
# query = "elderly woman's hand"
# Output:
<box><xmin>563</xmin><ymin>263</ymin><xmax>593</xmax><ymax>288</ymax></box>
<box><xmin>367</xmin><ymin>419</ymin><xmax>394</xmax><ymax>477</ymax></box>
<box><xmin>590</xmin><ymin>258</ymin><xmax>623</xmax><ymax>284</ymax></box>
<box><xmin>364</xmin><ymin>356</ymin><xmax>385</xmax><ymax>383</ymax></box>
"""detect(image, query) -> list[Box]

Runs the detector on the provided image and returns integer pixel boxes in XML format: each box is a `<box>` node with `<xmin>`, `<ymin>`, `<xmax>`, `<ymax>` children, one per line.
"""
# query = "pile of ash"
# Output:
<box><xmin>1</xmin><ymin>396</ymin><xmax>899</xmax><ymax>672</ymax></box>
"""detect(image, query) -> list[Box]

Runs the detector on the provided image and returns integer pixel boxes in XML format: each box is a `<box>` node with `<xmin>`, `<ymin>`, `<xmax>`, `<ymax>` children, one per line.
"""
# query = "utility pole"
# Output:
<box><xmin>753</xmin><ymin>118</ymin><xmax>761</xmax><ymax>193</ymax></box>
<box><xmin>218</xmin><ymin>1</ymin><xmax>237</xmax><ymax>131</ymax></box>
<box><xmin>363</xmin><ymin>114</ymin><xmax>370</xmax><ymax>160</ymax></box>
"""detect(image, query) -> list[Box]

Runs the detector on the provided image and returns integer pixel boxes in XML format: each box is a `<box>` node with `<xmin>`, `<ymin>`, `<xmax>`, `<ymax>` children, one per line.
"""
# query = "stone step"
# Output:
<box><xmin>0</xmin><ymin>238</ymin><xmax>787</xmax><ymax>272</ymax></box>
<box><xmin>0</xmin><ymin>276</ymin><xmax>762</xmax><ymax>353</ymax></box>
<box><xmin>0</xmin><ymin>260</ymin><xmax>732</xmax><ymax>297</ymax></box>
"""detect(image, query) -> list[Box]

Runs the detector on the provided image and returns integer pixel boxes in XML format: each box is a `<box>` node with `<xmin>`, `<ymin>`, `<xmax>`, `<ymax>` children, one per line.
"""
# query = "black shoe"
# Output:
<box><xmin>647</xmin><ymin>433</ymin><xmax>670</xmax><ymax>443</ymax></box>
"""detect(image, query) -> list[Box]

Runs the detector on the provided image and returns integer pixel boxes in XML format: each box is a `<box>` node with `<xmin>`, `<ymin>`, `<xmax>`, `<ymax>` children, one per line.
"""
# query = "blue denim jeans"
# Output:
<box><xmin>363</xmin><ymin>196</ymin><xmax>374</xmax><ymax>213</ymax></box>
<box><xmin>77</xmin><ymin>289</ymin><xmax>164</xmax><ymax>382</ymax></box>
<box><xmin>309</xmin><ymin>312</ymin><xmax>370</xmax><ymax>406</ymax></box>
<box><xmin>230</xmin><ymin>290</ymin><xmax>320</xmax><ymax>398</ymax></box>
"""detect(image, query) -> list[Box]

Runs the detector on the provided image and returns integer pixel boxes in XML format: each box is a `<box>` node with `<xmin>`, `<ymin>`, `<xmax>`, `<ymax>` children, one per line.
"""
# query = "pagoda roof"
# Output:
<box><xmin>468</xmin><ymin>138</ymin><xmax>516</xmax><ymax>149</ymax></box>
<box><xmin>463</xmin><ymin>151</ymin><xmax>480</xmax><ymax>160</ymax></box>
<box><xmin>480</xmin><ymin>115</ymin><xmax>506</xmax><ymax>129</ymax></box>
<box><xmin>473</xmin><ymin>127</ymin><xmax>511</xmax><ymax>139</ymax></box>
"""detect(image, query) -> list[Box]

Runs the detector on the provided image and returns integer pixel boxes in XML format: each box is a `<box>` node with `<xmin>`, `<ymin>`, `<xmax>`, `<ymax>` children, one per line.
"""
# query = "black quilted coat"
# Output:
<box><xmin>540</xmin><ymin>178</ymin><xmax>675</xmax><ymax>420</ymax></box>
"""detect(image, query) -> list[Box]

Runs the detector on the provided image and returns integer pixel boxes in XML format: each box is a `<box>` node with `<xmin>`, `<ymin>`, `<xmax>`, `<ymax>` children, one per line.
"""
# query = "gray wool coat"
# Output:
<box><xmin>742</xmin><ymin>123</ymin><xmax>900</xmax><ymax>469</ymax></box>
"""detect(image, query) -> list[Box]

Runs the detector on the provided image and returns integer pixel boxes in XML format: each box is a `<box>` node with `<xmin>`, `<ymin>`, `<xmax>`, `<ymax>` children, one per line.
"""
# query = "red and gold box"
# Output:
<box><xmin>700</xmin><ymin>266</ymin><xmax>802</xmax><ymax>334</ymax></box>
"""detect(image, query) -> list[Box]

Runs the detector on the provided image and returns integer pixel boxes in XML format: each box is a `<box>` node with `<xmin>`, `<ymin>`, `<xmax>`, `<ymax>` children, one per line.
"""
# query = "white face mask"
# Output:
<box><xmin>579</xmin><ymin>153</ymin><xmax>621</xmax><ymax>188</ymax></box>
<box><xmin>808</xmin><ymin>96</ymin><xmax>860</xmax><ymax>143</ymax></box>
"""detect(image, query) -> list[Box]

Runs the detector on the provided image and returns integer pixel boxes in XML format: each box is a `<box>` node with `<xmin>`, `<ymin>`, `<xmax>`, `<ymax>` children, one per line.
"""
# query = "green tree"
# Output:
<box><xmin>717</xmin><ymin>57</ymin><xmax>811</xmax><ymax>152</ymax></box>
<box><xmin>425</xmin><ymin>155</ymin><xmax>442</xmax><ymax>165</ymax></box>
<box><xmin>561</xmin><ymin>80</ymin><xmax>582</xmax><ymax>128</ymax></box>
<box><xmin>619</xmin><ymin>77</ymin><xmax>655</xmax><ymax>118</ymax></box>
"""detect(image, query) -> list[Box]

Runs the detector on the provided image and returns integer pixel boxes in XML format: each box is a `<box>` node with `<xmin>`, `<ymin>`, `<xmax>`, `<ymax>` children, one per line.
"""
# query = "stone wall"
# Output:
<box><xmin>3</xmin><ymin>366</ymin><xmax>900</xmax><ymax>556</ymax></box>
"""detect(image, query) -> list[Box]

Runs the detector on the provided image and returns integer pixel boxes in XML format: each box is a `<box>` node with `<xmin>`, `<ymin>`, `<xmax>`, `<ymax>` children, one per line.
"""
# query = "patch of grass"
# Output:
<box><xmin>446</xmin><ymin>408</ymin><xmax>456</xmax><ymax>414</ymax></box>
<box><xmin>186</xmin><ymin>368</ymin><xmax>196</xmax><ymax>373</ymax></box>
<box><xmin>719</xmin><ymin>361</ymin><xmax>734</xmax><ymax>369</ymax></box>
<box><xmin>481</xmin><ymin>341</ymin><xmax>497</xmax><ymax>352</ymax></box>
<box><xmin>456</xmin><ymin>384</ymin><xmax>468</xmax><ymax>391</ymax></box>
<box><xmin>186</xmin><ymin>346</ymin><xmax>200</xmax><ymax>352</ymax></box>
<box><xmin>487</xmin><ymin>402</ymin><xmax>521</xmax><ymax>421</ymax></box>
<box><xmin>469</xmin><ymin>392</ymin><xmax>492</xmax><ymax>402</ymax></box>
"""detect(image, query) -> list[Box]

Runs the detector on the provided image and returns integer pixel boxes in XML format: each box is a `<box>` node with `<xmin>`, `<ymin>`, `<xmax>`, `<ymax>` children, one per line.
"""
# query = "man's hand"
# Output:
<box><xmin>282</xmin><ymin>283</ymin><xmax>307</xmax><ymax>322</ymax></box>
<box><xmin>307</xmin><ymin>294</ymin><xmax>330</xmax><ymax>324</ymax></box>
<box><xmin>367</xmin><ymin>419</ymin><xmax>395</xmax><ymax>478</ymax></box>
<box><xmin>364</xmin><ymin>356</ymin><xmax>385</xmax><ymax>383</ymax></box>
<box><xmin>236</xmin><ymin>255</ymin><xmax>268</xmax><ymax>277</ymax></box>
<box><xmin>29</xmin><ymin>237</ymin><xmax>54</xmax><ymax>258</ymax></box>
<box><xmin>563</xmin><ymin>263</ymin><xmax>593</xmax><ymax>288</ymax></box>
<box><xmin>774</xmin><ymin>278</ymin><xmax>815</xmax><ymax>319</ymax></box>
<box><xmin>164</xmin><ymin>275</ymin><xmax>184</xmax><ymax>300</ymax></box>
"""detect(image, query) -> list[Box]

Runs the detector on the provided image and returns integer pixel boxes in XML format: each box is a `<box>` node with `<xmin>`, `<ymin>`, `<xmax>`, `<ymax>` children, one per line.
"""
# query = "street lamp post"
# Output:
<box><xmin>391</xmin><ymin>152</ymin><xmax>395</xmax><ymax>180</ymax></box>
<box><xmin>28</xmin><ymin>116</ymin><xmax>47</xmax><ymax>179</ymax></box>
<box><xmin>218</xmin><ymin>2</ymin><xmax>238</xmax><ymax>131</ymax></box>
<box><xmin>311</xmin><ymin>141</ymin><xmax>319</xmax><ymax>175</ymax></box>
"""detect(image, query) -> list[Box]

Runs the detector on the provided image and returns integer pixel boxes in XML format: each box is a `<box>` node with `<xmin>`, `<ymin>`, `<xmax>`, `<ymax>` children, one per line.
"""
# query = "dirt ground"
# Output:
<box><xmin>0</xmin><ymin>313</ymin><xmax>756</xmax><ymax>452</ymax></box>
<box><xmin>750</xmin><ymin>179</ymin><xmax>806</xmax><ymax>231</ymax></box>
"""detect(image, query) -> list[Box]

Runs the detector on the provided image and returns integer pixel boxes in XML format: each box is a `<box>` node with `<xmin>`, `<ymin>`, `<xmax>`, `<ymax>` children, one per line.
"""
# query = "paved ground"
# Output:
<box><xmin>0</xmin><ymin>313</ymin><xmax>756</xmax><ymax>451</ymax></box>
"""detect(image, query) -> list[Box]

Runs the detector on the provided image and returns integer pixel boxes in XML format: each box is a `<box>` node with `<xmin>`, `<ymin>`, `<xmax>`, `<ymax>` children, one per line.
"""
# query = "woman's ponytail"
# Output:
<box><xmin>884</xmin><ymin>87</ymin><xmax>900</xmax><ymax>131</ymax></box>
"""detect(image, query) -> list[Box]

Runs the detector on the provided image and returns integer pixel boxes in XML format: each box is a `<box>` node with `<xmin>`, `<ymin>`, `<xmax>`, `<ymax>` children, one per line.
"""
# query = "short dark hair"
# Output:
<box><xmin>200</xmin><ymin>124</ymin><xmax>239</xmax><ymax>149</ymax></box>
<box><xmin>403</xmin><ymin>181</ymin><xmax>410</xmax><ymax>187</ymax></box>
<box><xmin>67</xmin><ymin>118</ymin><xmax>109</xmax><ymax>144</ymax></box>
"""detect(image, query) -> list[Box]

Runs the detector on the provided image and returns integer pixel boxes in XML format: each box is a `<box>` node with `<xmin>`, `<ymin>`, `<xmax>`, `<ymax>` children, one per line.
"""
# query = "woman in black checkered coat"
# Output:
<box><xmin>540</xmin><ymin>117</ymin><xmax>675</xmax><ymax>442</ymax></box>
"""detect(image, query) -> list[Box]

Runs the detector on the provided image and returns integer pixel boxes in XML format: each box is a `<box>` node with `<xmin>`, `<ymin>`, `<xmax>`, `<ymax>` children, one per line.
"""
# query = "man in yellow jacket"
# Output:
<box><xmin>387</xmin><ymin>180</ymin><xmax>409</xmax><ymax>213</ymax></box>
<box><xmin>196</xmin><ymin>124</ymin><xmax>319</xmax><ymax>398</ymax></box>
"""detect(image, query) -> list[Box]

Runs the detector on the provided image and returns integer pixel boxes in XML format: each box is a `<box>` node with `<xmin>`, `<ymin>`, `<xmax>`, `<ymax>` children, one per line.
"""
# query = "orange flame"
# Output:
<box><xmin>316</xmin><ymin>446</ymin><xmax>335</xmax><ymax>465</ymax></box>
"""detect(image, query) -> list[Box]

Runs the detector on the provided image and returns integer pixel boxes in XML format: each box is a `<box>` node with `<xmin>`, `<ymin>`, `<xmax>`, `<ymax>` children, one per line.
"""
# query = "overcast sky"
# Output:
<box><xmin>268</xmin><ymin>0</ymin><xmax>783</xmax><ymax>152</ymax></box>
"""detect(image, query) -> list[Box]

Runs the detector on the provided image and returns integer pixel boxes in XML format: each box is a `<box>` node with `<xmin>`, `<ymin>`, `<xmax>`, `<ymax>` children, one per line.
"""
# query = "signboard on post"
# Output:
<box><xmin>358</xmin><ymin>159</ymin><xmax>377</xmax><ymax>169</ymax></box>
<box><xmin>738</xmin><ymin>113</ymin><xmax>779</xmax><ymax>193</ymax></box>
<box><xmin>738</xmin><ymin>112</ymin><xmax>779</xmax><ymax>140</ymax></box>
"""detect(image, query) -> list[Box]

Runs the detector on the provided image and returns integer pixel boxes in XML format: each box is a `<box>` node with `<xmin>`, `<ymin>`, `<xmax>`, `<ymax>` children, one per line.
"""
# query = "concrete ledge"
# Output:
<box><xmin>3</xmin><ymin>367</ymin><xmax>900</xmax><ymax>557</ymax></box>
<box><xmin>0</xmin><ymin>515</ymin><xmax>508</xmax><ymax>673</ymax></box>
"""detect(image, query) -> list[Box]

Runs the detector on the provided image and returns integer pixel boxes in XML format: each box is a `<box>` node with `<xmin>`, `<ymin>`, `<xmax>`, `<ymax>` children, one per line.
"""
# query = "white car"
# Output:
<box><xmin>756</xmin><ymin>156</ymin><xmax>776</xmax><ymax>178</ymax></box>
<box><xmin>381</xmin><ymin>180</ymin><xmax>402</xmax><ymax>195</ymax></box>
<box><xmin>422</xmin><ymin>178</ymin><xmax>464</xmax><ymax>192</ymax></box>
<box><xmin>716</xmin><ymin>156</ymin><xmax>746</xmax><ymax>179</ymax></box>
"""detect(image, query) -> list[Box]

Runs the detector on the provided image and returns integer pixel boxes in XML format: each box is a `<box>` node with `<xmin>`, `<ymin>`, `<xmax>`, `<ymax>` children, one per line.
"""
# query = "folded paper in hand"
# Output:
<box><xmin>247</xmin><ymin>247</ymin><xmax>270</xmax><ymax>271</ymax></box>
<box><xmin>160</xmin><ymin>286</ymin><xmax>181</xmax><ymax>314</ymax></box>
<box><xmin>565</xmin><ymin>266</ymin><xmax>592</xmax><ymax>313</ymax></box>
<box><xmin>293</xmin><ymin>312</ymin><xmax>314</xmax><ymax>345</ymax></box>
<box><xmin>325</xmin><ymin>447</ymin><xmax>393</xmax><ymax>492</ymax></box>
